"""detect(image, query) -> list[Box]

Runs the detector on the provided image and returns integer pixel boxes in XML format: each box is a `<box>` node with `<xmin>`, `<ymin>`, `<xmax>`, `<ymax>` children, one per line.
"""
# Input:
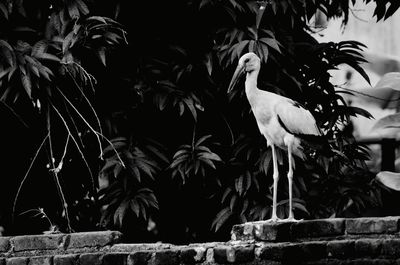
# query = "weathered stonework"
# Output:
<box><xmin>2</xmin><ymin>217</ymin><xmax>400</xmax><ymax>264</ymax></box>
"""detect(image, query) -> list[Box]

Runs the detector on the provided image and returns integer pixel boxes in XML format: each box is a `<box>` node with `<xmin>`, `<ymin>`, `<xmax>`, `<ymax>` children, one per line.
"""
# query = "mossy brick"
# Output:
<box><xmin>380</xmin><ymin>239</ymin><xmax>400</xmax><ymax>257</ymax></box>
<box><xmin>11</xmin><ymin>234</ymin><xmax>64</xmax><ymax>251</ymax></box>
<box><xmin>79</xmin><ymin>253</ymin><xmax>103</xmax><ymax>265</ymax></box>
<box><xmin>102</xmin><ymin>253</ymin><xmax>128</xmax><ymax>265</ymax></box>
<box><xmin>6</xmin><ymin>257</ymin><xmax>28</xmax><ymax>265</ymax></box>
<box><xmin>180</xmin><ymin>247</ymin><xmax>206</xmax><ymax>264</ymax></box>
<box><xmin>28</xmin><ymin>256</ymin><xmax>52</xmax><ymax>265</ymax></box>
<box><xmin>127</xmin><ymin>251</ymin><xmax>151</xmax><ymax>265</ymax></box>
<box><xmin>66</xmin><ymin>231</ymin><xmax>122</xmax><ymax>249</ymax></box>
<box><xmin>231</xmin><ymin>223</ymin><xmax>255</xmax><ymax>241</ymax></box>
<box><xmin>0</xmin><ymin>238</ymin><xmax>10</xmax><ymax>252</ymax></box>
<box><xmin>53</xmin><ymin>254</ymin><xmax>78</xmax><ymax>265</ymax></box>
<box><xmin>213</xmin><ymin>244</ymin><xmax>255</xmax><ymax>263</ymax></box>
<box><xmin>354</xmin><ymin>239</ymin><xmax>383</xmax><ymax>258</ymax></box>
<box><xmin>346</xmin><ymin>217</ymin><xmax>400</xmax><ymax>234</ymax></box>
<box><xmin>148</xmin><ymin>250</ymin><xmax>179</xmax><ymax>265</ymax></box>
<box><xmin>291</xmin><ymin>219</ymin><xmax>345</xmax><ymax>239</ymax></box>
<box><xmin>327</xmin><ymin>240</ymin><xmax>355</xmax><ymax>258</ymax></box>
<box><xmin>253</xmin><ymin>221</ymin><xmax>293</xmax><ymax>242</ymax></box>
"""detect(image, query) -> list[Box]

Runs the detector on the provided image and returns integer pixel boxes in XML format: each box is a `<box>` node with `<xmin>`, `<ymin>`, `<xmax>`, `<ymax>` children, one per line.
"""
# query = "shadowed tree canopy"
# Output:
<box><xmin>0</xmin><ymin>0</ymin><xmax>399</xmax><ymax>243</ymax></box>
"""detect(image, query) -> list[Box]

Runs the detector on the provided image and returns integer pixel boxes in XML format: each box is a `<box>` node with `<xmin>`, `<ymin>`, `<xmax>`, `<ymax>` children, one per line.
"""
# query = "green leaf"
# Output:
<box><xmin>0</xmin><ymin>3</ymin><xmax>8</xmax><ymax>19</ymax></box>
<box><xmin>229</xmin><ymin>194</ymin><xmax>237</xmax><ymax>211</ymax></box>
<box><xmin>212</xmin><ymin>207</ymin><xmax>232</xmax><ymax>232</ymax></box>
<box><xmin>20</xmin><ymin>72</ymin><xmax>32</xmax><ymax>99</ymax></box>
<box><xmin>86</xmin><ymin>16</ymin><xmax>107</xmax><ymax>24</ymax></box>
<box><xmin>97</xmin><ymin>48</ymin><xmax>106</xmax><ymax>66</ymax></box>
<box><xmin>75</xmin><ymin>0</ymin><xmax>90</xmax><ymax>15</ymax></box>
<box><xmin>195</xmin><ymin>135</ymin><xmax>212</xmax><ymax>146</ymax></box>
<box><xmin>35</xmin><ymin>52</ymin><xmax>60</xmax><ymax>62</ymax></box>
<box><xmin>376</xmin><ymin>171</ymin><xmax>400</xmax><ymax>191</ymax></box>
<box><xmin>130</xmin><ymin>200</ymin><xmax>140</xmax><ymax>217</ymax></box>
<box><xmin>259</xmin><ymin>37</ymin><xmax>281</xmax><ymax>53</ymax></box>
<box><xmin>68</xmin><ymin>2</ymin><xmax>80</xmax><ymax>18</ymax></box>
<box><xmin>221</xmin><ymin>187</ymin><xmax>232</xmax><ymax>204</ymax></box>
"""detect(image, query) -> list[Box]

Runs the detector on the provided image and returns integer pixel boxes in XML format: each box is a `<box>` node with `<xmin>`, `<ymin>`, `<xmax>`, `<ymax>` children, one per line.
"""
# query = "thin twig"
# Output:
<box><xmin>62</xmin><ymin>100</ymin><xmax>85</xmax><ymax>148</ymax></box>
<box><xmin>12</xmin><ymin>133</ymin><xmax>49</xmax><ymax>222</ymax></box>
<box><xmin>46</xmin><ymin>106</ymin><xmax>73</xmax><ymax>233</ymax></box>
<box><xmin>64</xmin><ymin>65</ymin><xmax>103</xmax><ymax>139</ymax></box>
<box><xmin>51</xmin><ymin>103</ymin><xmax>97</xmax><ymax>198</ymax></box>
<box><xmin>56</xmin><ymin>86</ymin><xmax>104</xmax><ymax>159</ymax></box>
<box><xmin>0</xmin><ymin>100</ymin><xmax>29</xmax><ymax>128</ymax></box>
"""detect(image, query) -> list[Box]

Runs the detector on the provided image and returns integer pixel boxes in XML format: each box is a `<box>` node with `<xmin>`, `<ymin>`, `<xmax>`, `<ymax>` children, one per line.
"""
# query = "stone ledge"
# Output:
<box><xmin>232</xmin><ymin>216</ymin><xmax>400</xmax><ymax>242</ymax></box>
<box><xmin>0</xmin><ymin>231</ymin><xmax>122</xmax><ymax>258</ymax></box>
<box><xmin>2</xmin><ymin>237</ymin><xmax>400</xmax><ymax>265</ymax></box>
<box><xmin>1</xmin><ymin>217</ymin><xmax>400</xmax><ymax>264</ymax></box>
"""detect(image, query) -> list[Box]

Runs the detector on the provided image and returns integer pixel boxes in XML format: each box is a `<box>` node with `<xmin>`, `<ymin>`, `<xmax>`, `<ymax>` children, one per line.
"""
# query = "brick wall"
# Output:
<box><xmin>1</xmin><ymin>217</ymin><xmax>400</xmax><ymax>264</ymax></box>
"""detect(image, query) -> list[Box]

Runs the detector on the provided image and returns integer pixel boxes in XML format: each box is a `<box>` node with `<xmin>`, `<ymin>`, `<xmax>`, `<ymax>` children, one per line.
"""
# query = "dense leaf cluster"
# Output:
<box><xmin>0</xmin><ymin>0</ymin><xmax>396</xmax><ymax>242</ymax></box>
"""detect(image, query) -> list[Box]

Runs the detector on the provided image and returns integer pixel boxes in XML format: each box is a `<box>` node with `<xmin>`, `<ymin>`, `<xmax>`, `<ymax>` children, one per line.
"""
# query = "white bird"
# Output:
<box><xmin>227</xmin><ymin>52</ymin><xmax>323</xmax><ymax>222</ymax></box>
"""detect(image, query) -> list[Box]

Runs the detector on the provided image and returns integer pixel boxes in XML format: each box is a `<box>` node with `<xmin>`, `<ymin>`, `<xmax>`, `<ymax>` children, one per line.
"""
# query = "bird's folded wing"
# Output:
<box><xmin>275</xmin><ymin>100</ymin><xmax>321</xmax><ymax>136</ymax></box>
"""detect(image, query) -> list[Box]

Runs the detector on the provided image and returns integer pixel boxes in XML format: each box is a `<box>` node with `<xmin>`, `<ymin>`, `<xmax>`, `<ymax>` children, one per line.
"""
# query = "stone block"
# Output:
<box><xmin>110</xmin><ymin>243</ymin><xmax>173</xmax><ymax>252</ymax></box>
<box><xmin>149</xmin><ymin>250</ymin><xmax>179</xmax><ymax>265</ymax></box>
<box><xmin>79</xmin><ymin>253</ymin><xmax>103</xmax><ymax>265</ymax></box>
<box><xmin>256</xmin><ymin>242</ymin><xmax>289</xmax><ymax>261</ymax></box>
<box><xmin>12</xmin><ymin>234</ymin><xmax>64</xmax><ymax>252</ymax></box>
<box><xmin>180</xmin><ymin>247</ymin><xmax>206</xmax><ymax>264</ymax></box>
<box><xmin>6</xmin><ymin>257</ymin><xmax>28</xmax><ymax>265</ymax></box>
<box><xmin>27</xmin><ymin>256</ymin><xmax>52</xmax><ymax>265</ymax></box>
<box><xmin>102</xmin><ymin>253</ymin><xmax>127</xmax><ymax>265</ymax></box>
<box><xmin>253</xmin><ymin>221</ymin><xmax>293</xmax><ymax>242</ymax></box>
<box><xmin>346</xmin><ymin>217</ymin><xmax>400</xmax><ymax>234</ymax></box>
<box><xmin>231</xmin><ymin>223</ymin><xmax>255</xmax><ymax>241</ymax></box>
<box><xmin>0</xmin><ymin>238</ymin><xmax>10</xmax><ymax>253</ymax></box>
<box><xmin>380</xmin><ymin>239</ymin><xmax>400</xmax><ymax>258</ymax></box>
<box><xmin>300</xmin><ymin>241</ymin><xmax>327</xmax><ymax>260</ymax></box>
<box><xmin>53</xmin><ymin>254</ymin><xmax>78</xmax><ymax>265</ymax></box>
<box><xmin>67</xmin><ymin>231</ymin><xmax>122</xmax><ymax>249</ymax></box>
<box><xmin>292</xmin><ymin>219</ymin><xmax>345</xmax><ymax>239</ymax></box>
<box><xmin>127</xmin><ymin>252</ymin><xmax>151</xmax><ymax>265</ymax></box>
<box><xmin>213</xmin><ymin>244</ymin><xmax>254</xmax><ymax>263</ymax></box>
<box><xmin>354</xmin><ymin>239</ymin><xmax>383</xmax><ymax>258</ymax></box>
<box><xmin>327</xmin><ymin>240</ymin><xmax>355</xmax><ymax>258</ymax></box>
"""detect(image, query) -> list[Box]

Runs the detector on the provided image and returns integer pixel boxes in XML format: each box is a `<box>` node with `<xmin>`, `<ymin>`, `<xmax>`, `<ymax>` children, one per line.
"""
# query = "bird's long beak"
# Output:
<box><xmin>227</xmin><ymin>63</ymin><xmax>245</xmax><ymax>93</ymax></box>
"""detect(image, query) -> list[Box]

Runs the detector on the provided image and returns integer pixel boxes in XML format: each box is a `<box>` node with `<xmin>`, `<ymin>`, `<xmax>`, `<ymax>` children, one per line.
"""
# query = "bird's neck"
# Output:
<box><xmin>245</xmin><ymin>70</ymin><xmax>259</xmax><ymax>98</ymax></box>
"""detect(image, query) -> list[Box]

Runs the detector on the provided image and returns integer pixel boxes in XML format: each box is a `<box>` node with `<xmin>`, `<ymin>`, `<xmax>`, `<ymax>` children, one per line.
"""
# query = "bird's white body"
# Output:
<box><xmin>228</xmin><ymin>52</ymin><xmax>322</xmax><ymax>222</ymax></box>
<box><xmin>245</xmin><ymin>72</ymin><xmax>320</xmax><ymax>158</ymax></box>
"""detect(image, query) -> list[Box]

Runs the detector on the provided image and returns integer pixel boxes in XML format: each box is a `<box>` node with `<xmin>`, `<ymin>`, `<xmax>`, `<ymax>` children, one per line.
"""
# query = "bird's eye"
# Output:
<box><xmin>244</xmin><ymin>58</ymin><xmax>250</xmax><ymax>63</ymax></box>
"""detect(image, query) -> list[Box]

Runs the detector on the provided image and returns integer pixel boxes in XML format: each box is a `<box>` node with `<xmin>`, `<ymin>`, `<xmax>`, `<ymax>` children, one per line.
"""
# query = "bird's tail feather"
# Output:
<box><xmin>297</xmin><ymin>133</ymin><xmax>334</xmax><ymax>158</ymax></box>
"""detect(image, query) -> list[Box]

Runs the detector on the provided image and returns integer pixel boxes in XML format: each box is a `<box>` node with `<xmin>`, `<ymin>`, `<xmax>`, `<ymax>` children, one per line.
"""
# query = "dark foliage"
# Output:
<box><xmin>0</xmin><ymin>0</ymin><xmax>397</xmax><ymax>243</ymax></box>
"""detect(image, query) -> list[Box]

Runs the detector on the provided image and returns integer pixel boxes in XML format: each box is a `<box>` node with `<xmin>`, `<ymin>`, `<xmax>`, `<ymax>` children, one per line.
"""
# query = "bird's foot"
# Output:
<box><xmin>281</xmin><ymin>217</ymin><xmax>303</xmax><ymax>223</ymax></box>
<box><xmin>265</xmin><ymin>216</ymin><xmax>282</xmax><ymax>223</ymax></box>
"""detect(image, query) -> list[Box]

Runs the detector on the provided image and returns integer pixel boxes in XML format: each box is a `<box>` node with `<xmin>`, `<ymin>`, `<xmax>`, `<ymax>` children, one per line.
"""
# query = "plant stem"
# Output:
<box><xmin>46</xmin><ymin>103</ymin><xmax>73</xmax><ymax>233</ymax></box>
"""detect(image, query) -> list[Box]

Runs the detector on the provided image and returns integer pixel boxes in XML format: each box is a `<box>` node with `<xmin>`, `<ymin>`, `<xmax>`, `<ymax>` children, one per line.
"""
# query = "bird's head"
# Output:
<box><xmin>227</xmin><ymin>52</ymin><xmax>261</xmax><ymax>93</ymax></box>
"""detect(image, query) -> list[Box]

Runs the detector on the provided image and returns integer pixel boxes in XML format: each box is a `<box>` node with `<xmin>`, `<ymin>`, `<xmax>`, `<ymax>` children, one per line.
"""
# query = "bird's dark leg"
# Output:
<box><xmin>268</xmin><ymin>144</ymin><xmax>280</xmax><ymax>222</ymax></box>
